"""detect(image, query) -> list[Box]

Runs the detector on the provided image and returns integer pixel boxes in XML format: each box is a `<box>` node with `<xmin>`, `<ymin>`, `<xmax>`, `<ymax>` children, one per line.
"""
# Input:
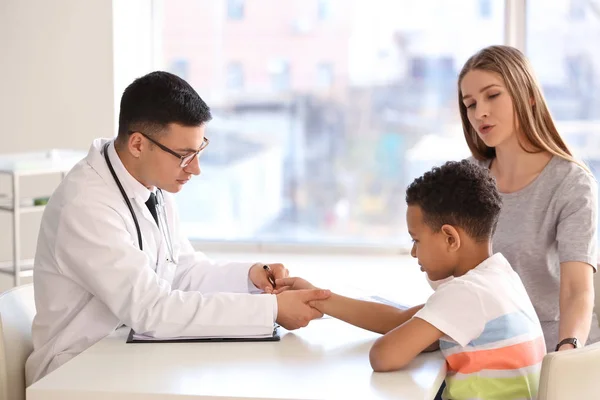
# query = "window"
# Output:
<box><xmin>569</xmin><ymin>0</ymin><xmax>587</xmax><ymax>20</ymax></box>
<box><xmin>316</xmin><ymin>63</ymin><xmax>333</xmax><ymax>88</ymax></box>
<box><xmin>159</xmin><ymin>0</ymin><xmax>504</xmax><ymax>248</ymax></box>
<box><xmin>479</xmin><ymin>0</ymin><xmax>493</xmax><ymax>18</ymax></box>
<box><xmin>318</xmin><ymin>0</ymin><xmax>332</xmax><ymax>21</ymax></box>
<box><xmin>226</xmin><ymin>62</ymin><xmax>244</xmax><ymax>90</ymax></box>
<box><xmin>168</xmin><ymin>59</ymin><xmax>189</xmax><ymax>81</ymax></box>
<box><xmin>268</xmin><ymin>59</ymin><xmax>291</xmax><ymax>92</ymax></box>
<box><xmin>527</xmin><ymin>0</ymin><xmax>600</xmax><ymax>239</ymax></box>
<box><xmin>227</xmin><ymin>0</ymin><xmax>244</xmax><ymax>20</ymax></box>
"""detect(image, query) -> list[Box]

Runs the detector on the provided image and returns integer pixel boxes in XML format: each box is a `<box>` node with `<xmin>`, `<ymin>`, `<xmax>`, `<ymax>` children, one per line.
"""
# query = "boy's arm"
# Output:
<box><xmin>275</xmin><ymin>277</ymin><xmax>423</xmax><ymax>334</ymax></box>
<box><xmin>313</xmin><ymin>293</ymin><xmax>424</xmax><ymax>334</ymax></box>
<box><xmin>369</xmin><ymin>280</ymin><xmax>489</xmax><ymax>372</ymax></box>
<box><xmin>369</xmin><ymin>317</ymin><xmax>444</xmax><ymax>372</ymax></box>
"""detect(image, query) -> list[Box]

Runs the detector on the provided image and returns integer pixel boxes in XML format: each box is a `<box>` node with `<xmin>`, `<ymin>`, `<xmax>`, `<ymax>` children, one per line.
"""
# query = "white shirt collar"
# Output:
<box><xmin>105</xmin><ymin>141</ymin><xmax>154</xmax><ymax>203</ymax></box>
<box><xmin>474</xmin><ymin>253</ymin><xmax>510</xmax><ymax>271</ymax></box>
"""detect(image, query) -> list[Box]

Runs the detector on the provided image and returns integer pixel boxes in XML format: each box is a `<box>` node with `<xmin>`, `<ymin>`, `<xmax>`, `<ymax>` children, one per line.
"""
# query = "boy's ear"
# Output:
<box><xmin>441</xmin><ymin>224</ymin><xmax>461</xmax><ymax>252</ymax></box>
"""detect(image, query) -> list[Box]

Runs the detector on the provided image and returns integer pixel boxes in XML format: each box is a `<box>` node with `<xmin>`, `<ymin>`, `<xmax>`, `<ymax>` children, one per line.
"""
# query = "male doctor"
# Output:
<box><xmin>26</xmin><ymin>71</ymin><xmax>331</xmax><ymax>385</ymax></box>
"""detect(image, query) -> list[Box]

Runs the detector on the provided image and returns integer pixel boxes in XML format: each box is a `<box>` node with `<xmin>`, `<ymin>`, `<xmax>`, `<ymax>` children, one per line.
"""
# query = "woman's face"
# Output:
<box><xmin>460</xmin><ymin>69</ymin><xmax>517</xmax><ymax>149</ymax></box>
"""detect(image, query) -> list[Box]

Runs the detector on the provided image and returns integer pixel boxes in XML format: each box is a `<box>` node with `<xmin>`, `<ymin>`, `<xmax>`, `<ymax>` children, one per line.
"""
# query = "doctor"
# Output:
<box><xmin>26</xmin><ymin>71</ymin><xmax>331</xmax><ymax>385</ymax></box>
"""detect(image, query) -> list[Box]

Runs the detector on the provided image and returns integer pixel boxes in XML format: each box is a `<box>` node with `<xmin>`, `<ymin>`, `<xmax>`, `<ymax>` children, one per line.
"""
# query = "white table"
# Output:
<box><xmin>27</xmin><ymin>318</ymin><xmax>446</xmax><ymax>400</ymax></box>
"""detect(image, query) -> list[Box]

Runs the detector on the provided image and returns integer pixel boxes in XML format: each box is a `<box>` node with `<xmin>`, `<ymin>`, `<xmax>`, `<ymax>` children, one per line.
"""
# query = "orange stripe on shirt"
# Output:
<box><xmin>446</xmin><ymin>336</ymin><xmax>546</xmax><ymax>374</ymax></box>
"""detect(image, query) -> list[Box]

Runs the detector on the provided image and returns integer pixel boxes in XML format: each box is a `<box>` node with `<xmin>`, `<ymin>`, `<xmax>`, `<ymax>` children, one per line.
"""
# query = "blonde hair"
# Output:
<box><xmin>457</xmin><ymin>45</ymin><xmax>588</xmax><ymax>171</ymax></box>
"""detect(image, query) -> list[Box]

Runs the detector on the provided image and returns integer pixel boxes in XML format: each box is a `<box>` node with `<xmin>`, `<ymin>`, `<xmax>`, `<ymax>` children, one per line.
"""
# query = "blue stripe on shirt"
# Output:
<box><xmin>440</xmin><ymin>311</ymin><xmax>539</xmax><ymax>350</ymax></box>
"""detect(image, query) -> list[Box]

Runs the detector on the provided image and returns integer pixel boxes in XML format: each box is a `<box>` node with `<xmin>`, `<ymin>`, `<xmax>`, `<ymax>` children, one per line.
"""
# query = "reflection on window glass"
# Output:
<box><xmin>318</xmin><ymin>0</ymin><xmax>332</xmax><ymax>21</ymax></box>
<box><xmin>268</xmin><ymin>59</ymin><xmax>291</xmax><ymax>92</ymax></box>
<box><xmin>527</xmin><ymin>0</ymin><xmax>600</xmax><ymax>241</ymax></box>
<box><xmin>568</xmin><ymin>0</ymin><xmax>587</xmax><ymax>20</ymax></box>
<box><xmin>316</xmin><ymin>62</ymin><xmax>334</xmax><ymax>88</ymax></box>
<box><xmin>479</xmin><ymin>0</ymin><xmax>493</xmax><ymax>18</ymax></box>
<box><xmin>226</xmin><ymin>62</ymin><xmax>244</xmax><ymax>90</ymax></box>
<box><xmin>160</xmin><ymin>0</ymin><xmax>504</xmax><ymax>246</ymax></box>
<box><xmin>227</xmin><ymin>0</ymin><xmax>244</xmax><ymax>20</ymax></box>
<box><xmin>169</xmin><ymin>59</ymin><xmax>189</xmax><ymax>81</ymax></box>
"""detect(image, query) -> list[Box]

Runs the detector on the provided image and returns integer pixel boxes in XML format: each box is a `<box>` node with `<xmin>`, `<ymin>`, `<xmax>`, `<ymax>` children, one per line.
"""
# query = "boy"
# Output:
<box><xmin>277</xmin><ymin>160</ymin><xmax>546</xmax><ymax>400</ymax></box>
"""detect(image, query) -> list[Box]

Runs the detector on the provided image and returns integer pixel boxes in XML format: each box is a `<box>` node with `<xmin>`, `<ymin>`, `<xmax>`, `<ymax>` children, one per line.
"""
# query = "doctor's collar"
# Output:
<box><xmin>106</xmin><ymin>141</ymin><xmax>155</xmax><ymax>203</ymax></box>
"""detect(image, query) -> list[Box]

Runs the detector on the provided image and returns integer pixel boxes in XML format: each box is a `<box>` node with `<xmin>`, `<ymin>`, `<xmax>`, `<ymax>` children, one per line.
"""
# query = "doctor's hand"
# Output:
<box><xmin>275</xmin><ymin>289</ymin><xmax>331</xmax><ymax>330</ymax></box>
<box><xmin>272</xmin><ymin>277</ymin><xmax>317</xmax><ymax>294</ymax></box>
<box><xmin>249</xmin><ymin>263</ymin><xmax>289</xmax><ymax>293</ymax></box>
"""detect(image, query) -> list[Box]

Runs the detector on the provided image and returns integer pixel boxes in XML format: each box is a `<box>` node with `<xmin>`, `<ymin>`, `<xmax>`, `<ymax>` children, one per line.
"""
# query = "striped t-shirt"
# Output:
<box><xmin>415</xmin><ymin>253</ymin><xmax>546</xmax><ymax>400</ymax></box>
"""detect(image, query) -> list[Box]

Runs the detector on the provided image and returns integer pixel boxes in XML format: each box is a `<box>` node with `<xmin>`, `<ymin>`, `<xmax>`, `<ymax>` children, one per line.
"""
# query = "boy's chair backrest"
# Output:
<box><xmin>0</xmin><ymin>284</ymin><xmax>35</xmax><ymax>400</ymax></box>
<box><xmin>595</xmin><ymin>264</ymin><xmax>600</xmax><ymax>327</ymax></box>
<box><xmin>538</xmin><ymin>341</ymin><xmax>600</xmax><ymax>400</ymax></box>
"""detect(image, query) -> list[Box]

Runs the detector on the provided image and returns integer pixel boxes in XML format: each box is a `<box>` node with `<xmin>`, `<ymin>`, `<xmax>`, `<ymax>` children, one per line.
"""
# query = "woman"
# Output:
<box><xmin>458</xmin><ymin>45</ymin><xmax>599</xmax><ymax>352</ymax></box>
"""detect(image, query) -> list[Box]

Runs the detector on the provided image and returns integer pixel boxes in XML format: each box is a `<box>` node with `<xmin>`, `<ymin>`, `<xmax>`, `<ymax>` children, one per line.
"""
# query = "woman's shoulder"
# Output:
<box><xmin>548</xmin><ymin>156</ymin><xmax>597</xmax><ymax>188</ymax></box>
<box><xmin>543</xmin><ymin>157</ymin><xmax>598</xmax><ymax>206</ymax></box>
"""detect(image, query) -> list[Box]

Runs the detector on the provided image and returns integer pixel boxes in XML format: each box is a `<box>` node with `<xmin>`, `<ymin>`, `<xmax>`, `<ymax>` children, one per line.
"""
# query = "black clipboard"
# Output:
<box><xmin>126</xmin><ymin>326</ymin><xmax>281</xmax><ymax>343</ymax></box>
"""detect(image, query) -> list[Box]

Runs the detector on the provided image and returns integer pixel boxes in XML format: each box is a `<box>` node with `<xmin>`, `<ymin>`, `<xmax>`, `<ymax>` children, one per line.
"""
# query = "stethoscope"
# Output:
<box><xmin>103</xmin><ymin>142</ymin><xmax>175</xmax><ymax>263</ymax></box>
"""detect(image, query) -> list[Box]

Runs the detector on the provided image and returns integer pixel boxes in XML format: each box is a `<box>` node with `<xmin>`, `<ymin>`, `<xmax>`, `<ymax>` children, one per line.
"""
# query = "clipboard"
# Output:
<box><xmin>125</xmin><ymin>326</ymin><xmax>281</xmax><ymax>343</ymax></box>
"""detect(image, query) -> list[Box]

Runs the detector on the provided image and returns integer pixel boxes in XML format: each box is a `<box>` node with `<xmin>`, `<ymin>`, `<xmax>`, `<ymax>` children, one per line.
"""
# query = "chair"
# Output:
<box><xmin>537</xmin><ymin>341</ymin><xmax>600</xmax><ymax>400</ymax></box>
<box><xmin>595</xmin><ymin>264</ymin><xmax>600</xmax><ymax>327</ymax></box>
<box><xmin>0</xmin><ymin>284</ymin><xmax>35</xmax><ymax>400</ymax></box>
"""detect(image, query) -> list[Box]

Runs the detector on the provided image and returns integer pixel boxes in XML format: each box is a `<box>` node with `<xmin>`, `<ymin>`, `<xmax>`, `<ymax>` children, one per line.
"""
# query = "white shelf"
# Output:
<box><xmin>0</xmin><ymin>204</ymin><xmax>46</xmax><ymax>213</ymax></box>
<box><xmin>0</xmin><ymin>149</ymin><xmax>85</xmax><ymax>175</ymax></box>
<box><xmin>0</xmin><ymin>259</ymin><xmax>34</xmax><ymax>278</ymax></box>
<box><xmin>0</xmin><ymin>149</ymin><xmax>85</xmax><ymax>286</ymax></box>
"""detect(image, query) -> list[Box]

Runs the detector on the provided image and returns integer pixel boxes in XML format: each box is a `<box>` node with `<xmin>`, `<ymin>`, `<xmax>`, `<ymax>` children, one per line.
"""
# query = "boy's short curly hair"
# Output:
<box><xmin>406</xmin><ymin>160</ymin><xmax>502</xmax><ymax>242</ymax></box>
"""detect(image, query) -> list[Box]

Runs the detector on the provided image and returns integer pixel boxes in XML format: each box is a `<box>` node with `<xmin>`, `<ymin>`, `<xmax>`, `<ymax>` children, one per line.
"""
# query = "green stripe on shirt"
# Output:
<box><xmin>445</xmin><ymin>371</ymin><xmax>540</xmax><ymax>400</ymax></box>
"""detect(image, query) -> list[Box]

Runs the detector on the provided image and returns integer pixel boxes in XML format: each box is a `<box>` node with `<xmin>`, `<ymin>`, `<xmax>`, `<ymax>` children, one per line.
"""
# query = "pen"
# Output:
<box><xmin>263</xmin><ymin>265</ymin><xmax>276</xmax><ymax>288</ymax></box>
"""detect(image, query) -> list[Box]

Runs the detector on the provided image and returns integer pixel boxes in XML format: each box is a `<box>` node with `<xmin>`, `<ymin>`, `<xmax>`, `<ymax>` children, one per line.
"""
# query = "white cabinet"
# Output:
<box><xmin>0</xmin><ymin>150</ymin><xmax>86</xmax><ymax>286</ymax></box>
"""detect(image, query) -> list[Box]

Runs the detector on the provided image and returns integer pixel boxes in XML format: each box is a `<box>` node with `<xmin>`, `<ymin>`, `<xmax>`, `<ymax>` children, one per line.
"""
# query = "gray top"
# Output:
<box><xmin>471</xmin><ymin>156</ymin><xmax>599</xmax><ymax>351</ymax></box>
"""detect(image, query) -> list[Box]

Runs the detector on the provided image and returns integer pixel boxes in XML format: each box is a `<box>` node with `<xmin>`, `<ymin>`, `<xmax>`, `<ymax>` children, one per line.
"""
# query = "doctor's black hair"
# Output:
<box><xmin>405</xmin><ymin>160</ymin><xmax>502</xmax><ymax>242</ymax></box>
<box><xmin>116</xmin><ymin>71</ymin><xmax>211</xmax><ymax>141</ymax></box>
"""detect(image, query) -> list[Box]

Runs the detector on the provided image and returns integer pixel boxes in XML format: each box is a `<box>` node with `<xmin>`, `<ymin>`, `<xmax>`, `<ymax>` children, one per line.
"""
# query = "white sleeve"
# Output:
<box><xmin>55</xmin><ymin>199</ymin><xmax>276</xmax><ymax>337</ymax></box>
<box><xmin>173</xmin><ymin>248</ymin><xmax>276</xmax><ymax>318</ymax></box>
<box><xmin>414</xmin><ymin>281</ymin><xmax>486</xmax><ymax>347</ymax></box>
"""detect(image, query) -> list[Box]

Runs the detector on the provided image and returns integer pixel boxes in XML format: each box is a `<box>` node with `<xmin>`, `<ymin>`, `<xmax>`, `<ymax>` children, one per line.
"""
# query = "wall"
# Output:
<box><xmin>112</xmin><ymin>0</ymin><xmax>157</xmax><ymax>133</ymax></box>
<box><xmin>0</xmin><ymin>0</ymin><xmax>153</xmax><ymax>266</ymax></box>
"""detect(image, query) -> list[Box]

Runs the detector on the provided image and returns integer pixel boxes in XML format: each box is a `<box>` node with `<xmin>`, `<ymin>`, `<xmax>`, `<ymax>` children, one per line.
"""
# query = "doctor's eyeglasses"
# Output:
<box><xmin>133</xmin><ymin>131</ymin><xmax>210</xmax><ymax>168</ymax></box>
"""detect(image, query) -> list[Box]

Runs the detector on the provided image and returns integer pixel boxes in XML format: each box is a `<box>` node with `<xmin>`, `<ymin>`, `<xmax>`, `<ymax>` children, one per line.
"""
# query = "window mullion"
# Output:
<box><xmin>504</xmin><ymin>0</ymin><xmax>527</xmax><ymax>51</ymax></box>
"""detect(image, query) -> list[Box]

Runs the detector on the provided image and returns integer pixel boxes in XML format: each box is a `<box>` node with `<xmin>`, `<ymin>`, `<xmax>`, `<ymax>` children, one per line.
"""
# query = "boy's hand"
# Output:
<box><xmin>273</xmin><ymin>277</ymin><xmax>317</xmax><ymax>294</ymax></box>
<box><xmin>276</xmin><ymin>289</ymin><xmax>331</xmax><ymax>330</ymax></box>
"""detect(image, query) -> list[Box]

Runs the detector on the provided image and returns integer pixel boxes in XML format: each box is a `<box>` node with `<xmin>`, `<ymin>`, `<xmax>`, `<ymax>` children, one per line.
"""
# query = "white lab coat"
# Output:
<box><xmin>25</xmin><ymin>138</ymin><xmax>276</xmax><ymax>386</ymax></box>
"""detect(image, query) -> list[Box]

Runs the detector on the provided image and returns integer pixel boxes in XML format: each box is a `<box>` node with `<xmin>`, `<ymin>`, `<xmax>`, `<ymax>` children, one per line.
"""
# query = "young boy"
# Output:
<box><xmin>276</xmin><ymin>160</ymin><xmax>546</xmax><ymax>400</ymax></box>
